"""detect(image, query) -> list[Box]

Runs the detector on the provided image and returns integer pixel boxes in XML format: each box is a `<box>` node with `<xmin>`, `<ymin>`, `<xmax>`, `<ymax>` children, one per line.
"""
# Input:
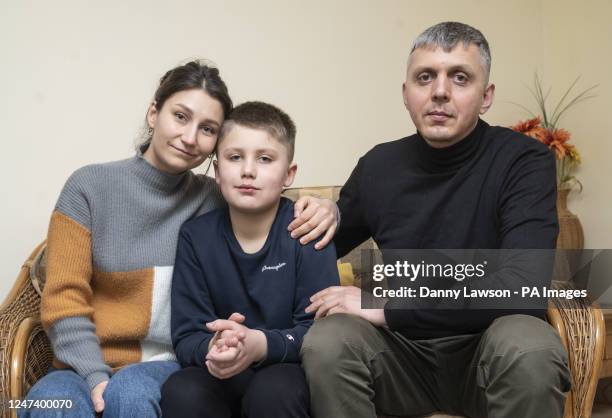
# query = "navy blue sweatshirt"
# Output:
<box><xmin>171</xmin><ymin>197</ymin><xmax>340</xmax><ymax>368</ymax></box>
<box><xmin>334</xmin><ymin>119</ymin><xmax>558</xmax><ymax>338</ymax></box>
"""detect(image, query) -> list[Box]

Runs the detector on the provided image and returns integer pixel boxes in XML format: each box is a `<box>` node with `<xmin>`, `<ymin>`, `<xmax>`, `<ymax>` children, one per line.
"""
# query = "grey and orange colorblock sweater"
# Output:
<box><xmin>41</xmin><ymin>151</ymin><xmax>224</xmax><ymax>390</ymax></box>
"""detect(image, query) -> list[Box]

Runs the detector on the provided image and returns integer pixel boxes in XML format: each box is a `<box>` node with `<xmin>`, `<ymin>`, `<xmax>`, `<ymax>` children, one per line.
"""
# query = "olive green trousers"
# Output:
<box><xmin>301</xmin><ymin>314</ymin><xmax>571</xmax><ymax>418</ymax></box>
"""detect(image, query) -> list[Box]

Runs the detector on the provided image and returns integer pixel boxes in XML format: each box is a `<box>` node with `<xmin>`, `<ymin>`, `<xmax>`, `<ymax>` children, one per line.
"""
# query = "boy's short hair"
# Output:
<box><xmin>217</xmin><ymin>101</ymin><xmax>296</xmax><ymax>161</ymax></box>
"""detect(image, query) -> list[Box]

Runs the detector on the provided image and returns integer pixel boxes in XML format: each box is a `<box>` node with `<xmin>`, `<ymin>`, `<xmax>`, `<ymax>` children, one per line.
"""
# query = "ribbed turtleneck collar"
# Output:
<box><xmin>128</xmin><ymin>145</ymin><xmax>189</xmax><ymax>192</ymax></box>
<box><xmin>416</xmin><ymin>118</ymin><xmax>487</xmax><ymax>173</ymax></box>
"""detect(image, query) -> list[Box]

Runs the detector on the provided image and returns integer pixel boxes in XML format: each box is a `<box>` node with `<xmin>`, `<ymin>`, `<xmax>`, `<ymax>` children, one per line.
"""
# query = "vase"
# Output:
<box><xmin>556</xmin><ymin>188</ymin><xmax>584</xmax><ymax>249</ymax></box>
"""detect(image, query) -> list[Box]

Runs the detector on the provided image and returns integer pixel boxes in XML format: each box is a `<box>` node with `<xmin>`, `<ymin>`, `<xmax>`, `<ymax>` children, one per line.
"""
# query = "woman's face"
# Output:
<box><xmin>144</xmin><ymin>88</ymin><xmax>225</xmax><ymax>174</ymax></box>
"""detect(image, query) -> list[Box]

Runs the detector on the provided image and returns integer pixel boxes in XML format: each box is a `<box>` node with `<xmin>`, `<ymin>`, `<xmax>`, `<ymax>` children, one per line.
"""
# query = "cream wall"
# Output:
<box><xmin>0</xmin><ymin>0</ymin><xmax>609</xmax><ymax>299</ymax></box>
<box><xmin>540</xmin><ymin>0</ymin><xmax>612</xmax><ymax>250</ymax></box>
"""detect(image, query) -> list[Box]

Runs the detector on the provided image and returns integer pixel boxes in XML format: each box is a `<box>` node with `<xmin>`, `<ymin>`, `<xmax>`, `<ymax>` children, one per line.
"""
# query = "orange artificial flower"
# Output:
<box><xmin>511</xmin><ymin>74</ymin><xmax>595</xmax><ymax>191</ymax></box>
<box><xmin>547</xmin><ymin>128</ymin><xmax>572</xmax><ymax>160</ymax></box>
<box><xmin>511</xmin><ymin>116</ymin><xmax>549</xmax><ymax>144</ymax></box>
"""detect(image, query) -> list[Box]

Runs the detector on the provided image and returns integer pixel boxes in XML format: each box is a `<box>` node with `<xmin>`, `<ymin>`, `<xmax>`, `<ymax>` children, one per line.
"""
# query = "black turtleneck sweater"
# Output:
<box><xmin>334</xmin><ymin>119</ymin><xmax>558</xmax><ymax>338</ymax></box>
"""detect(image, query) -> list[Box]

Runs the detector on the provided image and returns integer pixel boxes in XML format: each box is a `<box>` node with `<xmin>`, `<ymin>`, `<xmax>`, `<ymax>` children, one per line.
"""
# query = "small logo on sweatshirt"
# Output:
<box><xmin>286</xmin><ymin>334</ymin><xmax>295</xmax><ymax>342</ymax></box>
<box><xmin>262</xmin><ymin>262</ymin><xmax>287</xmax><ymax>273</ymax></box>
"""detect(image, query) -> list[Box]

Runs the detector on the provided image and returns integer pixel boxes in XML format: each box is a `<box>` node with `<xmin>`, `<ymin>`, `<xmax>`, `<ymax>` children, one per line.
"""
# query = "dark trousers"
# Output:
<box><xmin>301</xmin><ymin>313</ymin><xmax>572</xmax><ymax>418</ymax></box>
<box><xmin>160</xmin><ymin>363</ymin><xmax>309</xmax><ymax>418</ymax></box>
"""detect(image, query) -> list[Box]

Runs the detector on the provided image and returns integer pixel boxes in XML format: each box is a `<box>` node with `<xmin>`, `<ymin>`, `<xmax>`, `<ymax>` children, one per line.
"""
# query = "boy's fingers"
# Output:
<box><xmin>219</xmin><ymin>330</ymin><xmax>246</xmax><ymax>344</ymax></box>
<box><xmin>208</xmin><ymin>330</ymin><xmax>221</xmax><ymax>350</ymax></box>
<box><xmin>206</xmin><ymin>346</ymin><xmax>239</xmax><ymax>363</ymax></box>
<box><xmin>217</xmin><ymin>336</ymin><xmax>240</xmax><ymax>348</ymax></box>
<box><xmin>208</xmin><ymin>361</ymin><xmax>239</xmax><ymax>380</ymax></box>
<box><xmin>206</xmin><ymin>361</ymin><xmax>224</xmax><ymax>379</ymax></box>
<box><xmin>219</xmin><ymin>330</ymin><xmax>234</xmax><ymax>339</ymax></box>
<box><xmin>228</xmin><ymin>312</ymin><xmax>245</xmax><ymax>323</ymax></box>
<box><xmin>206</xmin><ymin>319</ymin><xmax>240</xmax><ymax>332</ymax></box>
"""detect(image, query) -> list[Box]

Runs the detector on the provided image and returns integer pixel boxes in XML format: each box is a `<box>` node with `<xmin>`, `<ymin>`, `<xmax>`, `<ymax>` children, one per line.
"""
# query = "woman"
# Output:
<box><xmin>22</xmin><ymin>60</ymin><xmax>337</xmax><ymax>418</ymax></box>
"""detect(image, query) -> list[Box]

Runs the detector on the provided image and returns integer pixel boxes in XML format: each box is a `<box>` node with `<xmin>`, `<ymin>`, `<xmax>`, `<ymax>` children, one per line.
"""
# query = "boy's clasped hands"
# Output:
<box><xmin>205</xmin><ymin>313</ymin><xmax>268</xmax><ymax>379</ymax></box>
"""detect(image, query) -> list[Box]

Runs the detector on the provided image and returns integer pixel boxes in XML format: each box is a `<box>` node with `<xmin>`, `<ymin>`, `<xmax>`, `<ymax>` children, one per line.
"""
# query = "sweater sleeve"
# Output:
<box><xmin>41</xmin><ymin>170</ymin><xmax>112</xmax><ymax>390</ymax></box>
<box><xmin>497</xmin><ymin>143</ymin><xmax>559</xmax><ymax>249</ymax></box>
<box><xmin>384</xmin><ymin>144</ymin><xmax>558</xmax><ymax>336</ymax></box>
<box><xmin>334</xmin><ymin>157</ymin><xmax>372</xmax><ymax>258</ymax></box>
<box><xmin>258</xmin><ymin>239</ymin><xmax>341</xmax><ymax>366</ymax></box>
<box><xmin>171</xmin><ymin>226</ymin><xmax>216</xmax><ymax>367</ymax></box>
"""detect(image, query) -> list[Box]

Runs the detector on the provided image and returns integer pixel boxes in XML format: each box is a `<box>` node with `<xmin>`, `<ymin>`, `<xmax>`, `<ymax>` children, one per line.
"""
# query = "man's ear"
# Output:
<box><xmin>283</xmin><ymin>162</ymin><xmax>298</xmax><ymax>188</ymax></box>
<box><xmin>480</xmin><ymin>83</ymin><xmax>495</xmax><ymax>115</ymax></box>
<box><xmin>146</xmin><ymin>101</ymin><xmax>158</xmax><ymax>129</ymax></box>
<box><xmin>402</xmin><ymin>81</ymin><xmax>409</xmax><ymax>107</ymax></box>
<box><xmin>213</xmin><ymin>160</ymin><xmax>220</xmax><ymax>185</ymax></box>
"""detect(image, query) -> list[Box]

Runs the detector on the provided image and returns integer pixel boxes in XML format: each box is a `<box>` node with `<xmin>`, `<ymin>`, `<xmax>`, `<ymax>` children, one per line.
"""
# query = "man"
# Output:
<box><xmin>301</xmin><ymin>22</ymin><xmax>571</xmax><ymax>418</ymax></box>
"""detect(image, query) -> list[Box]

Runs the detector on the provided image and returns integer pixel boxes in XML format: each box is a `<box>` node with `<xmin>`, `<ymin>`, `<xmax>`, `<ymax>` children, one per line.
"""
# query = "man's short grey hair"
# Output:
<box><xmin>410</xmin><ymin>22</ymin><xmax>491</xmax><ymax>84</ymax></box>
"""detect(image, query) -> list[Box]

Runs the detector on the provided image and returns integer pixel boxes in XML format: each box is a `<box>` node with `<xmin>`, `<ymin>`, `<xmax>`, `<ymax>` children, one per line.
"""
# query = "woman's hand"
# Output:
<box><xmin>288</xmin><ymin>196</ymin><xmax>338</xmax><ymax>249</ymax></box>
<box><xmin>90</xmin><ymin>380</ymin><xmax>108</xmax><ymax>413</ymax></box>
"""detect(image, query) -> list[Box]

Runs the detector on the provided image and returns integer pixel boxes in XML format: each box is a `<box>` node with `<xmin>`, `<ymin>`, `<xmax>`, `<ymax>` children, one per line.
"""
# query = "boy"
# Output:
<box><xmin>161</xmin><ymin>101</ymin><xmax>339</xmax><ymax>418</ymax></box>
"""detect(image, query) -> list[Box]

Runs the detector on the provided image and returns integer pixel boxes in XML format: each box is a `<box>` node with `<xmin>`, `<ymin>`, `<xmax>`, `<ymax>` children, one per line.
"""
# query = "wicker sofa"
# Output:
<box><xmin>0</xmin><ymin>186</ymin><xmax>605</xmax><ymax>418</ymax></box>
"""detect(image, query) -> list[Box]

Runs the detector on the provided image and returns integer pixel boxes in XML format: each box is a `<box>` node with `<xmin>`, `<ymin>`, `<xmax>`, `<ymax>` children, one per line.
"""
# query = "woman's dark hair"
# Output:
<box><xmin>138</xmin><ymin>60</ymin><xmax>233</xmax><ymax>149</ymax></box>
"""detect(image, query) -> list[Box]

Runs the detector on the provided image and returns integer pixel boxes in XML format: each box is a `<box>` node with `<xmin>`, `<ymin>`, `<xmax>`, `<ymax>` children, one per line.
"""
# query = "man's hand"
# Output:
<box><xmin>305</xmin><ymin>286</ymin><xmax>387</xmax><ymax>326</ymax></box>
<box><xmin>91</xmin><ymin>380</ymin><xmax>108</xmax><ymax>413</ymax></box>
<box><xmin>288</xmin><ymin>196</ymin><xmax>338</xmax><ymax>250</ymax></box>
<box><xmin>205</xmin><ymin>319</ymin><xmax>267</xmax><ymax>379</ymax></box>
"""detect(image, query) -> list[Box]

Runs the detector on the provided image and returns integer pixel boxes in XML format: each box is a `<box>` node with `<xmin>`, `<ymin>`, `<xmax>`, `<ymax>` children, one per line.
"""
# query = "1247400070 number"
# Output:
<box><xmin>8</xmin><ymin>399</ymin><xmax>73</xmax><ymax>409</ymax></box>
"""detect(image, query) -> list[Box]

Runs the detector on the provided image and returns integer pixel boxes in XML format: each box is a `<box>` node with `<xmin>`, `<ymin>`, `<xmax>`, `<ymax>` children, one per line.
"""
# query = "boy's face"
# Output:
<box><xmin>214</xmin><ymin>124</ymin><xmax>297</xmax><ymax>214</ymax></box>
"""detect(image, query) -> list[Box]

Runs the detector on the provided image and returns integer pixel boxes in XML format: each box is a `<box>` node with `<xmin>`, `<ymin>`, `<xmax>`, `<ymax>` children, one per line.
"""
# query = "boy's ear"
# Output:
<box><xmin>213</xmin><ymin>160</ymin><xmax>220</xmax><ymax>185</ymax></box>
<box><xmin>283</xmin><ymin>162</ymin><xmax>298</xmax><ymax>188</ymax></box>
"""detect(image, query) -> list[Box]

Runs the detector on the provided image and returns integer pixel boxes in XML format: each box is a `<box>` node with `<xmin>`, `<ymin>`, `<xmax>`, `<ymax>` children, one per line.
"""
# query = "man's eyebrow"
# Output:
<box><xmin>410</xmin><ymin>65</ymin><xmax>435</xmax><ymax>74</ymax></box>
<box><xmin>175</xmin><ymin>103</ymin><xmax>221</xmax><ymax>127</ymax></box>
<box><xmin>446</xmin><ymin>64</ymin><xmax>475</xmax><ymax>74</ymax></box>
<box><xmin>410</xmin><ymin>64</ymin><xmax>475</xmax><ymax>74</ymax></box>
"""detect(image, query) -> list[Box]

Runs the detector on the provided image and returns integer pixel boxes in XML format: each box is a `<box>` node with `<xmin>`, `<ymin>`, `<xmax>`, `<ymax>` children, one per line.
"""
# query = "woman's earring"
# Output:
<box><xmin>204</xmin><ymin>154</ymin><xmax>215</xmax><ymax>175</ymax></box>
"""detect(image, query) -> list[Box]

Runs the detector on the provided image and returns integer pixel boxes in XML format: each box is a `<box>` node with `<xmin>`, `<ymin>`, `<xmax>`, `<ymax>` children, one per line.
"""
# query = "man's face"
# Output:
<box><xmin>402</xmin><ymin>43</ymin><xmax>495</xmax><ymax>148</ymax></box>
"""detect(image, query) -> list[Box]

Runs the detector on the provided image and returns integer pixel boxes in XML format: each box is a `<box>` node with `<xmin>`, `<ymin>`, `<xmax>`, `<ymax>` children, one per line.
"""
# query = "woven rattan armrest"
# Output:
<box><xmin>10</xmin><ymin>317</ymin><xmax>37</xmax><ymax>402</ymax></box>
<box><xmin>547</xmin><ymin>290</ymin><xmax>605</xmax><ymax>418</ymax></box>
<box><xmin>10</xmin><ymin>318</ymin><xmax>49</xmax><ymax>398</ymax></box>
<box><xmin>0</xmin><ymin>242</ymin><xmax>52</xmax><ymax>417</ymax></box>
